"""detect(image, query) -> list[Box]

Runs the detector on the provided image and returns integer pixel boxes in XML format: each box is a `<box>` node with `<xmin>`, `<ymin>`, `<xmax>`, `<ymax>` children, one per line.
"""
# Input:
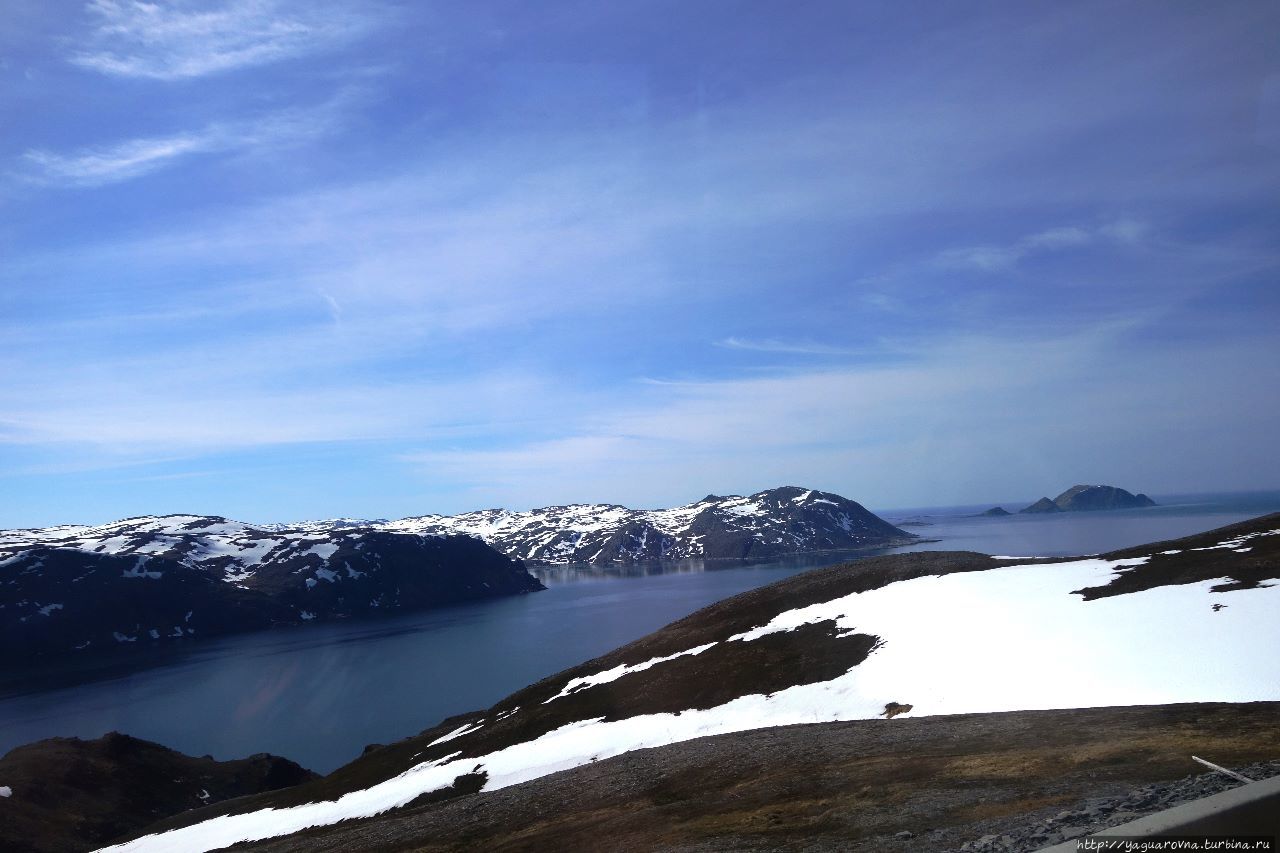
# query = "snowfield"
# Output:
<box><xmin>96</xmin><ymin>540</ymin><xmax>1280</xmax><ymax>853</ymax></box>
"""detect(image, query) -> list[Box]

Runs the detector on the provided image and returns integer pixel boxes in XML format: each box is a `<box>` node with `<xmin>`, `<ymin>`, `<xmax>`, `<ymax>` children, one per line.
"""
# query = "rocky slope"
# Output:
<box><xmin>375</xmin><ymin>486</ymin><xmax>916</xmax><ymax>564</ymax></box>
<box><xmin>238</xmin><ymin>705</ymin><xmax>1280</xmax><ymax>853</ymax></box>
<box><xmin>1019</xmin><ymin>484</ymin><xmax>1156</xmax><ymax>513</ymax></box>
<box><xmin>0</xmin><ymin>732</ymin><xmax>315</xmax><ymax>853</ymax></box>
<box><xmin>0</xmin><ymin>516</ymin><xmax>543</xmax><ymax>660</ymax></box>
<box><xmin>100</xmin><ymin>512</ymin><xmax>1280</xmax><ymax>852</ymax></box>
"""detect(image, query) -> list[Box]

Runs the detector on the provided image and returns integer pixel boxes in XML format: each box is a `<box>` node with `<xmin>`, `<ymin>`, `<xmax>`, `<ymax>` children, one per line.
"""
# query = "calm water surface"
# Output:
<box><xmin>1</xmin><ymin>490</ymin><xmax>1276</xmax><ymax>773</ymax></box>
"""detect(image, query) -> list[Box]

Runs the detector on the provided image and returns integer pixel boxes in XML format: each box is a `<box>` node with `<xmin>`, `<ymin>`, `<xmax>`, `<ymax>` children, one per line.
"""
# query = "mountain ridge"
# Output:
<box><xmin>363</xmin><ymin>485</ymin><xmax>915</xmax><ymax>564</ymax></box>
<box><xmin>0</xmin><ymin>486</ymin><xmax>911</xmax><ymax>659</ymax></box>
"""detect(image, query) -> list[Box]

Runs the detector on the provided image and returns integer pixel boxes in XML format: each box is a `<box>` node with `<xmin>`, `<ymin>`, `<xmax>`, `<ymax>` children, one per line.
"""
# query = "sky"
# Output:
<box><xmin>2</xmin><ymin>0</ymin><xmax>1279</xmax><ymax>527</ymax></box>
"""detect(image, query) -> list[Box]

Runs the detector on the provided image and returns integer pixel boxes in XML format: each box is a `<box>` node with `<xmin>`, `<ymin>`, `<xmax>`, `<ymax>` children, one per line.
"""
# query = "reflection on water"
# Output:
<box><xmin>1</xmin><ymin>490</ymin><xmax>1276</xmax><ymax>773</ymax></box>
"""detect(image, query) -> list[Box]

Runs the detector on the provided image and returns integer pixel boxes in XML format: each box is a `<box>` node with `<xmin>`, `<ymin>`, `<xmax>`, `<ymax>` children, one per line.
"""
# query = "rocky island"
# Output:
<box><xmin>1019</xmin><ymin>484</ymin><xmax>1157</xmax><ymax>514</ymax></box>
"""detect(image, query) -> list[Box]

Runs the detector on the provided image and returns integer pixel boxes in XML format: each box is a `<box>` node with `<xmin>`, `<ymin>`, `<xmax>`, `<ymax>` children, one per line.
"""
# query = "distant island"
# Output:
<box><xmin>1019</xmin><ymin>484</ymin><xmax>1157</xmax><ymax>514</ymax></box>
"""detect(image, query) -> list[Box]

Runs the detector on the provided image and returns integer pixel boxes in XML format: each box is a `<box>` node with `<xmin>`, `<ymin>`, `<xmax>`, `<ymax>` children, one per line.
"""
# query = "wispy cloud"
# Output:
<box><xmin>405</xmin><ymin>326</ymin><xmax>1280</xmax><ymax>509</ymax></box>
<box><xmin>23</xmin><ymin>133</ymin><xmax>212</xmax><ymax>186</ymax></box>
<box><xmin>715</xmin><ymin>337</ymin><xmax>863</xmax><ymax>357</ymax></box>
<box><xmin>938</xmin><ymin>220</ymin><xmax>1147</xmax><ymax>272</ymax></box>
<box><xmin>70</xmin><ymin>0</ymin><xmax>377</xmax><ymax>80</ymax></box>
<box><xmin>20</xmin><ymin>95</ymin><xmax>350</xmax><ymax>187</ymax></box>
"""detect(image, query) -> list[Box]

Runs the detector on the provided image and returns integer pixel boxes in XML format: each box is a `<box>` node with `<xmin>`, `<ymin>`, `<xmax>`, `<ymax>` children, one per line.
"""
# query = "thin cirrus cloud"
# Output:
<box><xmin>21</xmin><ymin>96</ymin><xmax>349</xmax><ymax>187</ymax></box>
<box><xmin>715</xmin><ymin>338</ymin><xmax>864</xmax><ymax>357</ymax></box>
<box><xmin>69</xmin><ymin>0</ymin><xmax>377</xmax><ymax>80</ymax></box>
<box><xmin>405</xmin><ymin>325</ymin><xmax>1280</xmax><ymax>510</ymax></box>
<box><xmin>937</xmin><ymin>220</ymin><xmax>1148</xmax><ymax>273</ymax></box>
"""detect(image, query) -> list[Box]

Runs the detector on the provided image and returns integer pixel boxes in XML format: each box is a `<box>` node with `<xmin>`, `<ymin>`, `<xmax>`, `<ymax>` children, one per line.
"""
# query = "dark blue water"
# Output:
<box><xmin>1</xmin><ymin>490</ymin><xmax>1276</xmax><ymax>773</ymax></box>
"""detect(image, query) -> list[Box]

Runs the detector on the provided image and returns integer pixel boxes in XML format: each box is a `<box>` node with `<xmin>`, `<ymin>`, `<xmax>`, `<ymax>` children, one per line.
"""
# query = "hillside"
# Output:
<box><xmin>98</xmin><ymin>512</ymin><xmax>1280</xmax><ymax>852</ymax></box>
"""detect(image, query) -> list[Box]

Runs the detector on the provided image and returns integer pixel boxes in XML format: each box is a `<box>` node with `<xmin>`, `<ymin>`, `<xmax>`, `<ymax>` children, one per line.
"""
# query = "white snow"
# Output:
<box><xmin>544</xmin><ymin>643</ymin><xmax>718</xmax><ymax>703</ymax></box>
<box><xmin>122</xmin><ymin>557</ymin><xmax>163</xmax><ymax>580</ymax></box>
<box><xmin>315</xmin><ymin>568</ymin><xmax>338</xmax><ymax>583</ymax></box>
<box><xmin>303</xmin><ymin>543</ymin><xmax>338</xmax><ymax>561</ymax></box>
<box><xmin>0</xmin><ymin>786</ymin><xmax>10</xmax><ymax>798</ymax></box>
<box><xmin>426</xmin><ymin>721</ymin><xmax>484</xmax><ymax>747</ymax></box>
<box><xmin>99</xmin><ymin>554</ymin><xmax>1280</xmax><ymax>853</ymax></box>
<box><xmin>299</xmin><ymin>611</ymin><xmax>316</xmax><ymax>621</ymax></box>
<box><xmin>38</xmin><ymin>603</ymin><xmax>63</xmax><ymax>616</ymax></box>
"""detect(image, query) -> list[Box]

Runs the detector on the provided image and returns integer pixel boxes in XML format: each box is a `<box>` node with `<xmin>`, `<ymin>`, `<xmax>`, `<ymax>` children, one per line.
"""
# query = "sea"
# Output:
<box><xmin>1</xmin><ymin>490</ymin><xmax>1276</xmax><ymax>773</ymax></box>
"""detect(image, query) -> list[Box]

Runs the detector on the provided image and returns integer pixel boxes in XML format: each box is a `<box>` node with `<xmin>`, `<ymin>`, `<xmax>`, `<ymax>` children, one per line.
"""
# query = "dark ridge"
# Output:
<box><xmin>0</xmin><ymin>732</ymin><xmax>316</xmax><ymax>853</ymax></box>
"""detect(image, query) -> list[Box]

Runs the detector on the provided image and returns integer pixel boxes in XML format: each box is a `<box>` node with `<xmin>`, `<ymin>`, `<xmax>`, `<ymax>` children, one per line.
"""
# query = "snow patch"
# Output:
<box><xmin>122</xmin><ymin>556</ymin><xmax>163</xmax><ymax>580</ymax></box>
<box><xmin>426</xmin><ymin>720</ymin><xmax>484</xmax><ymax>747</ymax></box>
<box><xmin>545</xmin><ymin>643</ymin><xmax>718</xmax><ymax>703</ymax></box>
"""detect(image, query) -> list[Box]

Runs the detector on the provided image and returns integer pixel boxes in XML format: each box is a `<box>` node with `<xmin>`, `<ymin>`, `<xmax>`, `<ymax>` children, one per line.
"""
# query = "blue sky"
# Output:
<box><xmin>2</xmin><ymin>0</ymin><xmax>1279</xmax><ymax>526</ymax></box>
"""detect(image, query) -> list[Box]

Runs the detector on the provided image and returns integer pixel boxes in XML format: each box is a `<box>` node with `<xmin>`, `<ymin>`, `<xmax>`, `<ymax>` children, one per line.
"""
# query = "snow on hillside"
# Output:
<box><xmin>98</xmin><ymin>526</ymin><xmax>1280</xmax><ymax>853</ymax></box>
<box><xmin>0</xmin><ymin>515</ymin><xmax>348</xmax><ymax>583</ymax></box>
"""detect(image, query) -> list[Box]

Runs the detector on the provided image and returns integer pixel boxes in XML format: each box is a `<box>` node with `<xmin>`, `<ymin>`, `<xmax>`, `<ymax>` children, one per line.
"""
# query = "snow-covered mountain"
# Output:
<box><xmin>377</xmin><ymin>486</ymin><xmax>915</xmax><ymax>564</ymax></box>
<box><xmin>0</xmin><ymin>515</ymin><xmax>542</xmax><ymax>659</ymax></box>
<box><xmin>0</xmin><ymin>485</ymin><xmax>906</xmax><ymax>659</ymax></box>
<box><xmin>96</xmin><ymin>513</ymin><xmax>1280</xmax><ymax>852</ymax></box>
